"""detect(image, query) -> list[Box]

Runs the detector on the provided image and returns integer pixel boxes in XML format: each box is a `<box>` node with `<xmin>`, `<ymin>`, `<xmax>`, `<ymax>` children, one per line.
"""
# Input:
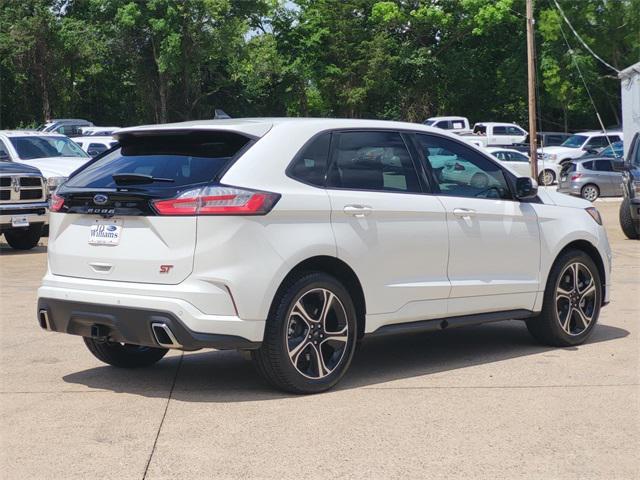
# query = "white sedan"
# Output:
<box><xmin>485</xmin><ymin>147</ymin><xmax>560</xmax><ymax>185</ymax></box>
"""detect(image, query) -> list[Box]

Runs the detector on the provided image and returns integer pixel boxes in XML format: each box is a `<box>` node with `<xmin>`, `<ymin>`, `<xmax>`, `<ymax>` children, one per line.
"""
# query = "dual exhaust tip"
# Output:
<box><xmin>151</xmin><ymin>323</ymin><xmax>182</xmax><ymax>349</ymax></box>
<box><xmin>39</xmin><ymin>309</ymin><xmax>181</xmax><ymax>350</ymax></box>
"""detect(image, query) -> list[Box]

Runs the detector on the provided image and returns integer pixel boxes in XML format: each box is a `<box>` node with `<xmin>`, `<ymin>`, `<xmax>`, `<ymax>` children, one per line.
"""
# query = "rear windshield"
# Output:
<box><xmin>65</xmin><ymin>132</ymin><xmax>250</xmax><ymax>189</ymax></box>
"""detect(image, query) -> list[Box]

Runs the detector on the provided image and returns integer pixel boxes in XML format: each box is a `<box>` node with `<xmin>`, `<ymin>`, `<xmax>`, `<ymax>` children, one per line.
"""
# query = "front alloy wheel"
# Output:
<box><xmin>538</xmin><ymin>169</ymin><xmax>555</xmax><ymax>186</ymax></box>
<box><xmin>555</xmin><ymin>262</ymin><xmax>597</xmax><ymax>335</ymax></box>
<box><xmin>526</xmin><ymin>249</ymin><xmax>601</xmax><ymax>347</ymax></box>
<box><xmin>252</xmin><ymin>272</ymin><xmax>357</xmax><ymax>394</ymax></box>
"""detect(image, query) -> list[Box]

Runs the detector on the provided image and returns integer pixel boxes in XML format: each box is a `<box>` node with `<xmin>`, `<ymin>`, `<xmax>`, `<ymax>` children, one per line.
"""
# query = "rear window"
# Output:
<box><xmin>66</xmin><ymin>132</ymin><xmax>250</xmax><ymax>189</ymax></box>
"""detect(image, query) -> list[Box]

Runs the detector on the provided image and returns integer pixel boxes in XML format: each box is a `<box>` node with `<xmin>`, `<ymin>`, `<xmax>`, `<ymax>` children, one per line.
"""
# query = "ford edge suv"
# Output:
<box><xmin>37</xmin><ymin>118</ymin><xmax>612</xmax><ymax>393</ymax></box>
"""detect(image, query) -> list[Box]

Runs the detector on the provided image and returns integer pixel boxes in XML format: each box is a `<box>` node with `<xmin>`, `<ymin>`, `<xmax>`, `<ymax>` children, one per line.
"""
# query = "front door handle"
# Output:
<box><xmin>344</xmin><ymin>204</ymin><xmax>373</xmax><ymax>217</ymax></box>
<box><xmin>452</xmin><ymin>208</ymin><xmax>476</xmax><ymax>219</ymax></box>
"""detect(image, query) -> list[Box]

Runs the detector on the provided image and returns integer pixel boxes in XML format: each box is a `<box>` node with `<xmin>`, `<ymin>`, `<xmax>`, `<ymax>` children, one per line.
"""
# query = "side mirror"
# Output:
<box><xmin>515</xmin><ymin>177</ymin><xmax>538</xmax><ymax>199</ymax></box>
<box><xmin>88</xmin><ymin>150</ymin><xmax>99</xmax><ymax>157</ymax></box>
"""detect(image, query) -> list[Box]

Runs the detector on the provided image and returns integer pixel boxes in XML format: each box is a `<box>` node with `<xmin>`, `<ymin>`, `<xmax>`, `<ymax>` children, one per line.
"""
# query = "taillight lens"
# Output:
<box><xmin>152</xmin><ymin>185</ymin><xmax>280</xmax><ymax>216</ymax></box>
<box><xmin>50</xmin><ymin>194</ymin><xmax>65</xmax><ymax>212</ymax></box>
<box><xmin>570</xmin><ymin>174</ymin><xmax>583</xmax><ymax>181</ymax></box>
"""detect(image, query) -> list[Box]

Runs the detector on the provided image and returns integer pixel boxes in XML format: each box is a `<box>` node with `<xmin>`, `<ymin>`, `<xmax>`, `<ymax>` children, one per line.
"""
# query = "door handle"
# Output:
<box><xmin>452</xmin><ymin>208</ymin><xmax>476</xmax><ymax>219</ymax></box>
<box><xmin>344</xmin><ymin>204</ymin><xmax>373</xmax><ymax>217</ymax></box>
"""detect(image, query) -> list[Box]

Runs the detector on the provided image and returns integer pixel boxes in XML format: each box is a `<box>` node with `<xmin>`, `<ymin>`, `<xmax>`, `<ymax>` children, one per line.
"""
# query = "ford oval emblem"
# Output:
<box><xmin>93</xmin><ymin>194</ymin><xmax>108</xmax><ymax>205</ymax></box>
<box><xmin>106</xmin><ymin>225</ymin><xmax>118</xmax><ymax>231</ymax></box>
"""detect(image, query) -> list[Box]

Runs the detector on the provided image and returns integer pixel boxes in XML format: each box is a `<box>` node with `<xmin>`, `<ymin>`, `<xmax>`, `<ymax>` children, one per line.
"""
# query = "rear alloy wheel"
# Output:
<box><xmin>581</xmin><ymin>184</ymin><xmax>599</xmax><ymax>202</ymax></box>
<box><xmin>538</xmin><ymin>169</ymin><xmax>555</xmax><ymax>186</ymax></box>
<box><xmin>527</xmin><ymin>250</ymin><xmax>601</xmax><ymax>347</ymax></box>
<box><xmin>252</xmin><ymin>272</ymin><xmax>357</xmax><ymax>394</ymax></box>
<box><xmin>83</xmin><ymin>337</ymin><xmax>168</xmax><ymax>368</ymax></box>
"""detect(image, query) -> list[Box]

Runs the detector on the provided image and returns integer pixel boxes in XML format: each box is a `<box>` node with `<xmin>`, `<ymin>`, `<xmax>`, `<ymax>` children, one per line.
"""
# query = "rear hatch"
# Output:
<box><xmin>48</xmin><ymin>130</ymin><xmax>252</xmax><ymax>284</ymax></box>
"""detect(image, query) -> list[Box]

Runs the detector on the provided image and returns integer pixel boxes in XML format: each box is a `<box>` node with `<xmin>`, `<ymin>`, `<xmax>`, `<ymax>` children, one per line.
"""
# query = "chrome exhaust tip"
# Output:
<box><xmin>38</xmin><ymin>309</ymin><xmax>52</xmax><ymax>331</ymax></box>
<box><xmin>151</xmin><ymin>323</ymin><xmax>182</xmax><ymax>349</ymax></box>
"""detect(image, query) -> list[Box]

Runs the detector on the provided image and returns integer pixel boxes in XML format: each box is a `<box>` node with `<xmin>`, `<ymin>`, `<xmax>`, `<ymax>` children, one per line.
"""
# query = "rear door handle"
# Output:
<box><xmin>452</xmin><ymin>208</ymin><xmax>476</xmax><ymax>219</ymax></box>
<box><xmin>344</xmin><ymin>204</ymin><xmax>373</xmax><ymax>217</ymax></box>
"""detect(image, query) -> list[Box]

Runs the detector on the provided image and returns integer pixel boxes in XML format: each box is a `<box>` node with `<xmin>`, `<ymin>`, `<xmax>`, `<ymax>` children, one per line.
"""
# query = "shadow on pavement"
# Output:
<box><xmin>63</xmin><ymin>321</ymin><xmax>629</xmax><ymax>402</ymax></box>
<box><xmin>0</xmin><ymin>245</ymin><xmax>47</xmax><ymax>256</ymax></box>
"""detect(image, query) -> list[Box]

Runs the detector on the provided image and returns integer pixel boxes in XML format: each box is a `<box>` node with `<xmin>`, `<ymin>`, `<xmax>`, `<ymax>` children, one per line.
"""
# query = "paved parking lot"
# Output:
<box><xmin>1</xmin><ymin>199</ymin><xmax>638</xmax><ymax>480</ymax></box>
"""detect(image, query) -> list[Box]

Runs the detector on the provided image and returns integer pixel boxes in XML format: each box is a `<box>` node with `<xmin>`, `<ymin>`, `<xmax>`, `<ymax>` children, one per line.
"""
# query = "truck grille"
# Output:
<box><xmin>0</xmin><ymin>174</ymin><xmax>46</xmax><ymax>204</ymax></box>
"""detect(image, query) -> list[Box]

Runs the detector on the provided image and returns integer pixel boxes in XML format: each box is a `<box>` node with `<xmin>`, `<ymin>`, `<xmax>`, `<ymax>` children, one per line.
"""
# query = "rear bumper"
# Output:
<box><xmin>557</xmin><ymin>182</ymin><xmax>582</xmax><ymax>196</ymax></box>
<box><xmin>37</xmin><ymin>280</ymin><xmax>266</xmax><ymax>344</ymax></box>
<box><xmin>37</xmin><ymin>297</ymin><xmax>261</xmax><ymax>351</ymax></box>
<box><xmin>0</xmin><ymin>201</ymin><xmax>48</xmax><ymax>228</ymax></box>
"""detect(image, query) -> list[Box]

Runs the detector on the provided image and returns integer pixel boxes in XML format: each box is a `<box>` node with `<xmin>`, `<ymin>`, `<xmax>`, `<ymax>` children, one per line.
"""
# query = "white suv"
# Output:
<box><xmin>37</xmin><ymin>119</ymin><xmax>612</xmax><ymax>393</ymax></box>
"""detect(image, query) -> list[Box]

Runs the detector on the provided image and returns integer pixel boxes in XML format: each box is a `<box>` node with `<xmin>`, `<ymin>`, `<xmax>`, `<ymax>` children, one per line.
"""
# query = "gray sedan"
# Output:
<box><xmin>557</xmin><ymin>158</ymin><xmax>624</xmax><ymax>201</ymax></box>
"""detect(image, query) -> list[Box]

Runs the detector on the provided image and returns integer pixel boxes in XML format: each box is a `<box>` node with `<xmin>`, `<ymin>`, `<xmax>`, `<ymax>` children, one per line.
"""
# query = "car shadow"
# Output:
<box><xmin>63</xmin><ymin>321</ymin><xmax>629</xmax><ymax>402</ymax></box>
<box><xmin>0</xmin><ymin>244</ymin><xmax>47</xmax><ymax>255</ymax></box>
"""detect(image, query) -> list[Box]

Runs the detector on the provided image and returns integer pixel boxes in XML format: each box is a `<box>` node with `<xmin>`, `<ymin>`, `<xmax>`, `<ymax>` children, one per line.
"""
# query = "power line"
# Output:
<box><xmin>553</xmin><ymin>0</ymin><xmax>620</xmax><ymax>74</ymax></box>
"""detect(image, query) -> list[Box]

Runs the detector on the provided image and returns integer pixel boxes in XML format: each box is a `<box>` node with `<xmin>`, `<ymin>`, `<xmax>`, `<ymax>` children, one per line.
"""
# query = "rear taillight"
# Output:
<box><xmin>570</xmin><ymin>174</ymin><xmax>583</xmax><ymax>181</ymax></box>
<box><xmin>50</xmin><ymin>194</ymin><xmax>64</xmax><ymax>212</ymax></box>
<box><xmin>152</xmin><ymin>185</ymin><xmax>280</xmax><ymax>216</ymax></box>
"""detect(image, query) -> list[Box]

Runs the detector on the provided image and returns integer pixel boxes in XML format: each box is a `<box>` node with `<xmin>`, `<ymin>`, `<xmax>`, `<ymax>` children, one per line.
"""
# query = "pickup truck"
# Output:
<box><xmin>0</xmin><ymin>161</ymin><xmax>48</xmax><ymax>250</ymax></box>
<box><xmin>459</xmin><ymin>122</ymin><xmax>527</xmax><ymax>147</ymax></box>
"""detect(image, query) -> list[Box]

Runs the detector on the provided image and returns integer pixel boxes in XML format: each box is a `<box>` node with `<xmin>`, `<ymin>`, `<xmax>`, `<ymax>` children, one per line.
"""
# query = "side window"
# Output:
<box><xmin>493</xmin><ymin>126</ymin><xmax>508</xmax><ymax>135</ymax></box>
<box><xmin>435</xmin><ymin>120</ymin><xmax>450</xmax><ymax>129</ymax></box>
<box><xmin>288</xmin><ymin>132</ymin><xmax>331</xmax><ymax>186</ymax></box>
<box><xmin>594</xmin><ymin>160</ymin><xmax>613</xmax><ymax>172</ymax></box>
<box><xmin>511</xmin><ymin>152</ymin><xmax>529</xmax><ymax>162</ymax></box>
<box><xmin>89</xmin><ymin>143</ymin><xmax>108</xmax><ymax>154</ymax></box>
<box><xmin>507</xmin><ymin>126</ymin><xmax>523</xmax><ymax>135</ymax></box>
<box><xmin>416</xmin><ymin>134</ymin><xmax>511</xmax><ymax>200</ymax></box>
<box><xmin>493</xmin><ymin>151</ymin><xmax>507</xmax><ymax>161</ymax></box>
<box><xmin>451</xmin><ymin>120</ymin><xmax>465</xmax><ymax>130</ymax></box>
<box><xmin>633</xmin><ymin>134</ymin><xmax>640</xmax><ymax>167</ymax></box>
<box><xmin>327</xmin><ymin>131</ymin><xmax>421</xmax><ymax>193</ymax></box>
<box><xmin>586</xmin><ymin>136</ymin><xmax>607</xmax><ymax>149</ymax></box>
<box><xmin>582</xmin><ymin>161</ymin><xmax>594</xmax><ymax>170</ymax></box>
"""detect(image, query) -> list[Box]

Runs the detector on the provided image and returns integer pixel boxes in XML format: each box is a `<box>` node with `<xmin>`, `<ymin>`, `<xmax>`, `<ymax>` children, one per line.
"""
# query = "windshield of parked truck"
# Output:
<box><xmin>10</xmin><ymin>136</ymin><xmax>88</xmax><ymax>160</ymax></box>
<box><xmin>560</xmin><ymin>135</ymin><xmax>587</xmax><ymax>148</ymax></box>
<box><xmin>424</xmin><ymin>120</ymin><xmax>435</xmax><ymax>126</ymax></box>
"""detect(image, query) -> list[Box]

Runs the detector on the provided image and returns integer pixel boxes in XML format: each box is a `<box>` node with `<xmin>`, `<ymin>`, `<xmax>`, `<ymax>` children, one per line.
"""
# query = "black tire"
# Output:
<box><xmin>252</xmin><ymin>272</ymin><xmax>358</xmax><ymax>394</ymax></box>
<box><xmin>4</xmin><ymin>224</ymin><xmax>42</xmax><ymax>250</ymax></box>
<box><xmin>581</xmin><ymin>183</ymin><xmax>599</xmax><ymax>202</ymax></box>
<box><xmin>538</xmin><ymin>169</ymin><xmax>555</xmax><ymax>186</ymax></box>
<box><xmin>83</xmin><ymin>337</ymin><xmax>168</xmax><ymax>368</ymax></box>
<box><xmin>619</xmin><ymin>199</ymin><xmax>639</xmax><ymax>240</ymax></box>
<box><xmin>526</xmin><ymin>249</ymin><xmax>601</xmax><ymax>347</ymax></box>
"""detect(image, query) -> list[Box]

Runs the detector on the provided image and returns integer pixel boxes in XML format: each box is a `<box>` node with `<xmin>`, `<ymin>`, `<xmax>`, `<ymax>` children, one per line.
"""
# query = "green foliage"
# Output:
<box><xmin>0</xmin><ymin>0</ymin><xmax>637</xmax><ymax>130</ymax></box>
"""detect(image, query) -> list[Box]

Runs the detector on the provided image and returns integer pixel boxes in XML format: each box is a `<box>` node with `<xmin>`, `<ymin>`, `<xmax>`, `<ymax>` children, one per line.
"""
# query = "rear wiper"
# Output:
<box><xmin>112</xmin><ymin>173</ymin><xmax>175</xmax><ymax>185</ymax></box>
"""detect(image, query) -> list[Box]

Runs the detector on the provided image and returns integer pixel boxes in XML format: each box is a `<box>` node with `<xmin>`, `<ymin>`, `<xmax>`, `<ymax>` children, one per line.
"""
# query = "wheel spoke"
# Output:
<box><xmin>560</xmin><ymin>307</ymin><xmax>572</xmax><ymax>333</ymax></box>
<box><xmin>292</xmin><ymin>300</ymin><xmax>316</xmax><ymax>328</ymax></box>
<box><xmin>574</xmin><ymin>307</ymin><xmax>591</xmax><ymax>329</ymax></box>
<box><xmin>309</xmin><ymin>343</ymin><xmax>328</xmax><ymax>377</ymax></box>
<box><xmin>319</xmin><ymin>290</ymin><xmax>335</xmax><ymax>329</ymax></box>
<box><xmin>288</xmin><ymin>338</ymin><xmax>310</xmax><ymax>364</ymax></box>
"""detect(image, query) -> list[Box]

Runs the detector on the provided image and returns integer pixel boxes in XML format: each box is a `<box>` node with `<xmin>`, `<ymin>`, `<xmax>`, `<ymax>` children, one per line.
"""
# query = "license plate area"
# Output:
<box><xmin>88</xmin><ymin>218</ymin><xmax>123</xmax><ymax>246</ymax></box>
<box><xmin>11</xmin><ymin>216</ymin><xmax>29</xmax><ymax>227</ymax></box>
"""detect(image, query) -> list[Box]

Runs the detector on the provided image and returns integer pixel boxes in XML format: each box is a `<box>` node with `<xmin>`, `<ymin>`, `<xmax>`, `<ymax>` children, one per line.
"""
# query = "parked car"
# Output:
<box><xmin>37</xmin><ymin>118</ymin><xmax>611</xmax><ymax>394</ymax></box>
<box><xmin>557</xmin><ymin>157</ymin><xmax>625</xmax><ymax>201</ymax></box>
<box><xmin>580</xmin><ymin>140</ymin><xmax>624</xmax><ymax>160</ymax></box>
<box><xmin>423</xmin><ymin>116</ymin><xmax>471</xmax><ymax>134</ymax></box>
<box><xmin>0</xmin><ymin>131</ymin><xmax>91</xmax><ymax>194</ymax></box>
<box><xmin>459</xmin><ymin>122</ymin><xmax>527</xmax><ymax>147</ymax></box>
<box><xmin>0</xmin><ymin>161</ymin><xmax>48</xmax><ymax>250</ymax></box>
<box><xmin>538</xmin><ymin>131</ymin><xmax>623</xmax><ymax>166</ymax></box>
<box><xmin>73</xmin><ymin>136</ymin><xmax>118</xmax><ymax>157</ymax></box>
<box><xmin>37</xmin><ymin>119</ymin><xmax>94</xmax><ymax>137</ymax></box>
<box><xmin>79</xmin><ymin>127</ymin><xmax>121</xmax><ymax>137</ymax></box>
<box><xmin>485</xmin><ymin>147</ymin><xmax>560</xmax><ymax>185</ymax></box>
<box><xmin>511</xmin><ymin>132</ymin><xmax>572</xmax><ymax>153</ymax></box>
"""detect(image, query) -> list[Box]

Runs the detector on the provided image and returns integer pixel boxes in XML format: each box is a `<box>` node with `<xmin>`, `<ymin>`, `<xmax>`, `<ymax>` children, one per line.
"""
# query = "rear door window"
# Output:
<box><xmin>327</xmin><ymin>131</ymin><xmax>421</xmax><ymax>193</ymax></box>
<box><xmin>594</xmin><ymin>160</ymin><xmax>613</xmax><ymax>172</ymax></box>
<box><xmin>493</xmin><ymin>126</ymin><xmax>508</xmax><ymax>135</ymax></box>
<box><xmin>66</xmin><ymin>132</ymin><xmax>250</xmax><ymax>189</ymax></box>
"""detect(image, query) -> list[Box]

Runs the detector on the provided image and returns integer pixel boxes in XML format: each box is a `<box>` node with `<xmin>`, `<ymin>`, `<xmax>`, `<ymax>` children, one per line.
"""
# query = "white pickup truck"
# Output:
<box><xmin>459</xmin><ymin>122</ymin><xmax>528</xmax><ymax>147</ymax></box>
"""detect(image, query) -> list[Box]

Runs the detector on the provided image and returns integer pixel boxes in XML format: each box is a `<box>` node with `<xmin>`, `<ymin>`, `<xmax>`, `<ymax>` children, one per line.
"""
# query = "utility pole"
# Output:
<box><xmin>526</xmin><ymin>0</ymin><xmax>539</xmax><ymax>180</ymax></box>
